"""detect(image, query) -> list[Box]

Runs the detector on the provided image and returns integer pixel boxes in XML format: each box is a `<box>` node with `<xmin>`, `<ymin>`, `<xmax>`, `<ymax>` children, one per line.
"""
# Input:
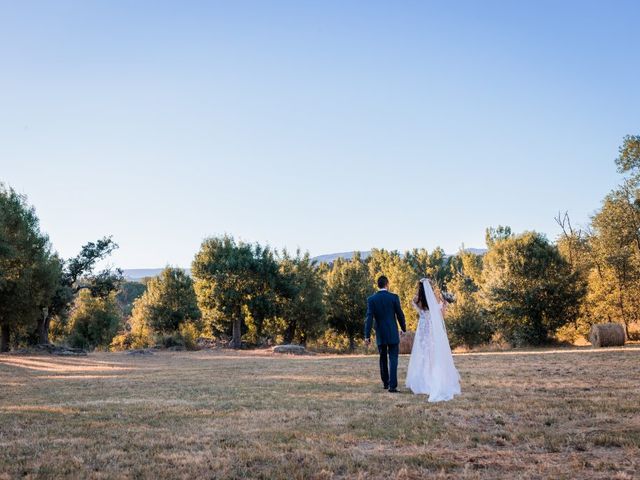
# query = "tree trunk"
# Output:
<box><xmin>283</xmin><ymin>321</ymin><xmax>296</xmax><ymax>344</ymax></box>
<box><xmin>348</xmin><ymin>335</ymin><xmax>355</xmax><ymax>352</ymax></box>
<box><xmin>624</xmin><ymin>321</ymin><xmax>630</xmax><ymax>340</ymax></box>
<box><xmin>0</xmin><ymin>324</ymin><xmax>10</xmax><ymax>353</ymax></box>
<box><xmin>232</xmin><ymin>317</ymin><xmax>242</xmax><ymax>349</ymax></box>
<box><xmin>36</xmin><ymin>313</ymin><xmax>51</xmax><ymax>345</ymax></box>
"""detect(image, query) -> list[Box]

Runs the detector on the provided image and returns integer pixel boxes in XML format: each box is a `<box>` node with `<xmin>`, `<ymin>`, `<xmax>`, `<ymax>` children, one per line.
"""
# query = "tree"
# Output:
<box><xmin>67</xmin><ymin>291</ymin><xmax>122</xmax><ymax>350</ymax></box>
<box><xmin>457</xmin><ymin>249</ymin><xmax>484</xmax><ymax>287</ymax></box>
<box><xmin>116</xmin><ymin>281</ymin><xmax>147</xmax><ymax>317</ymax></box>
<box><xmin>39</xmin><ymin>237</ymin><xmax>123</xmax><ymax>344</ymax></box>
<box><xmin>325</xmin><ymin>254</ymin><xmax>374</xmax><ymax>351</ymax></box>
<box><xmin>615</xmin><ymin>134</ymin><xmax>640</xmax><ymax>182</ymax></box>
<box><xmin>277</xmin><ymin>250</ymin><xmax>326</xmax><ymax>344</ymax></box>
<box><xmin>554</xmin><ymin>135</ymin><xmax>640</xmax><ymax>341</ymax></box>
<box><xmin>485</xmin><ymin>225</ymin><xmax>513</xmax><ymax>247</ymax></box>
<box><xmin>130</xmin><ymin>267</ymin><xmax>201</xmax><ymax>334</ymax></box>
<box><xmin>445</xmin><ymin>269</ymin><xmax>492</xmax><ymax>349</ymax></box>
<box><xmin>404</xmin><ymin>247</ymin><xmax>455</xmax><ymax>291</ymax></box>
<box><xmin>0</xmin><ymin>184</ymin><xmax>59</xmax><ymax>351</ymax></box>
<box><xmin>481</xmin><ymin>231</ymin><xmax>583</xmax><ymax>345</ymax></box>
<box><xmin>445</xmin><ymin>248</ymin><xmax>492</xmax><ymax>348</ymax></box>
<box><xmin>368</xmin><ymin>249</ymin><xmax>419</xmax><ymax>329</ymax></box>
<box><xmin>244</xmin><ymin>246</ymin><xmax>283</xmax><ymax>343</ymax></box>
<box><xmin>587</xmin><ymin>190</ymin><xmax>640</xmax><ymax>337</ymax></box>
<box><xmin>555</xmin><ymin>212</ymin><xmax>594</xmax><ymax>337</ymax></box>
<box><xmin>192</xmin><ymin>236</ymin><xmax>279</xmax><ymax>348</ymax></box>
<box><xmin>555</xmin><ymin>212</ymin><xmax>593</xmax><ymax>279</ymax></box>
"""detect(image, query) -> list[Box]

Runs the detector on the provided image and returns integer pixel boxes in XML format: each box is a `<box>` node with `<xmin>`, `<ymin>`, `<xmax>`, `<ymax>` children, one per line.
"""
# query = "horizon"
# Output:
<box><xmin>2</xmin><ymin>1</ymin><xmax>638</xmax><ymax>269</ymax></box>
<box><xmin>121</xmin><ymin>247</ymin><xmax>489</xmax><ymax>273</ymax></box>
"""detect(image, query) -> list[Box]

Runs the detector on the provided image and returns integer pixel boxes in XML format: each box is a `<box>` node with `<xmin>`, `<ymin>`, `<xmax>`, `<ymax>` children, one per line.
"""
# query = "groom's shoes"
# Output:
<box><xmin>388</xmin><ymin>388</ymin><xmax>399</xmax><ymax>393</ymax></box>
<box><xmin>383</xmin><ymin>385</ymin><xmax>389</xmax><ymax>390</ymax></box>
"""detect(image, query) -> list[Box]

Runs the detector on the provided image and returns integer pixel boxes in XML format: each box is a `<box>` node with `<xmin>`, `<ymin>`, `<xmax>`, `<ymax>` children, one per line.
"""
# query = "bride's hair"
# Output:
<box><xmin>416</xmin><ymin>281</ymin><xmax>429</xmax><ymax>311</ymax></box>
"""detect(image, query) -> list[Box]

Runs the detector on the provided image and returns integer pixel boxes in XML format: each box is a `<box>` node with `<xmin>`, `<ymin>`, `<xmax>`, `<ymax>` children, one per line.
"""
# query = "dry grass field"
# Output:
<box><xmin>1</xmin><ymin>346</ymin><xmax>639</xmax><ymax>480</ymax></box>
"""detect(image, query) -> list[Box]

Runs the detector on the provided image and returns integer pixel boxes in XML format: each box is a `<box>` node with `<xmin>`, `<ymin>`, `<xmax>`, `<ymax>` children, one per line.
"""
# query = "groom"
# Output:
<box><xmin>364</xmin><ymin>275</ymin><xmax>406</xmax><ymax>393</ymax></box>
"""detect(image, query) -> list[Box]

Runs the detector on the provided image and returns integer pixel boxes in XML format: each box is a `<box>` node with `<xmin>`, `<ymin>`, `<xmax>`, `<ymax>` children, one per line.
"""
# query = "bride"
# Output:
<box><xmin>405</xmin><ymin>278</ymin><xmax>461</xmax><ymax>402</ymax></box>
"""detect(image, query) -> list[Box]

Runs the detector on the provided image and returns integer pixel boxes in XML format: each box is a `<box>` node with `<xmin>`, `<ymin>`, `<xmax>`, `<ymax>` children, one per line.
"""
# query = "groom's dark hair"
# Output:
<box><xmin>377</xmin><ymin>275</ymin><xmax>389</xmax><ymax>289</ymax></box>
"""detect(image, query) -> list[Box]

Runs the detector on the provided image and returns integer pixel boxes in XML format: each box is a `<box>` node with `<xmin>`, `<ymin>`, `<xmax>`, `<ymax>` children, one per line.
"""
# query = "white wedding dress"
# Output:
<box><xmin>405</xmin><ymin>279</ymin><xmax>461</xmax><ymax>402</ymax></box>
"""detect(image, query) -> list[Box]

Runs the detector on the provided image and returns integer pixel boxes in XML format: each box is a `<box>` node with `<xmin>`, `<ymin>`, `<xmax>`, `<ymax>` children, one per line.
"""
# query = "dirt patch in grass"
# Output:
<box><xmin>1</xmin><ymin>346</ymin><xmax>639</xmax><ymax>479</ymax></box>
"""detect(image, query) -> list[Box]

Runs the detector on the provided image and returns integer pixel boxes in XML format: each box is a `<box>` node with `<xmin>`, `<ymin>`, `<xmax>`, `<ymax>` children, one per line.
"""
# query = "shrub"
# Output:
<box><xmin>178</xmin><ymin>322</ymin><xmax>200</xmax><ymax>350</ymax></box>
<box><xmin>109</xmin><ymin>331</ymin><xmax>136</xmax><ymax>351</ymax></box>
<box><xmin>67</xmin><ymin>291</ymin><xmax>122</xmax><ymax>350</ymax></box>
<box><xmin>307</xmin><ymin>329</ymin><xmax>368</xmax><ymax>353</ymax></box>
<box><xmin>110</xmin><ymin>315</ymin><xmax>153</xmax><ymax>351</ymax></box>
<box><xmin>155</xmin><ymin>332</ymin><xmax>185</xmax><ymax>349</ymax></box>
<box><xmin>446</xmin><ymin>299</ymin><xmax>493</xmax><ymax>349</ymax></box>
<box><xmin>153</xmin><ymin>323</ymin><xmax>200</xmax><ymax>351</ymax></box>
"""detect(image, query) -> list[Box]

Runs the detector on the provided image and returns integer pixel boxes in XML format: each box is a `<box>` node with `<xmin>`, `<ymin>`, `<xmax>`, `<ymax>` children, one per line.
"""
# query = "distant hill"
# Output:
<box><xmin>122</xmin><ymin>248</ymin><xmax>487</xmax><ymax>280</ymax></box>
<box><xmin>311</xmin><ymin>247</ymin><xmax>487</xmax><ymax>264</ymax></box>
<box><xmin>122</xmin><ymin>268</ymin><xmax>190</xmax><ymax>281</ymax></box>
<box><xmin>462</xmin><ymin>248</ymin><xmax>488</xmax><ymax>256</ymax></box>
<box><xmin>311</xmin><ymin>251</ymin><xmax>372</xmax><ymax>264</ymax></box>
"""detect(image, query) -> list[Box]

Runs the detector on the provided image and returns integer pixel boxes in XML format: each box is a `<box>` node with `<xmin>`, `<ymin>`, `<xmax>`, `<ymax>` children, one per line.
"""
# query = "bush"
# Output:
<box><xmin>110</xmin><ymin>309</ymin><xmax>201</xmax><ymax>352</ymax></box>
<box><xmin>153</xmin><ymin>323</ymin><xmax>200</xmax><ymax>351</ymax></box>
<box><xmin>67</xmin><ymin>291</ymin><xmax>122</xmax><ymax>350</ymax></box>
<box><xmin>110</xmin><ymin>314</ymin><xmax>153</xmax><ymax>351</ymax></box>
<box><xmin>109</xmin><ymin>328</ymin><xmax>156</xmax><ymax>351</ymax></box>
<box><xmin>109</xmin><ymin>331</ymin><xmax>136</xmax><ymax>351</ymax></box>
<box><xmin>444</xmin><ymin>272</ymin><xmax>492</xmax><ymax>349</ymax></box>
<box><xmin>554</xmin><ymin>321</ymin><xmax>592</xmax><ymax>345</ymax></box>
<box><xmin>307</xmin><ymin>329</ymin><xmax>369</xmax><ymax>354</ymax></box>
<box><xmin>446</xmin><ymin>299</ymin><xmax>493</xmax><ymax>349</ymax></box>
<box><xmin>48</xmin><ymin>315</ymin><xmax>70</xmax><ymax>344</ymax></box>
<box><xmin>156</xmin><ymin>332</ymin><xmax>185</xmax><ymax>349</ymax></box>
<box><xmin>178</xmin><ymin>322</ymin><xmax>200</xmax><ymax>350</ymax></box>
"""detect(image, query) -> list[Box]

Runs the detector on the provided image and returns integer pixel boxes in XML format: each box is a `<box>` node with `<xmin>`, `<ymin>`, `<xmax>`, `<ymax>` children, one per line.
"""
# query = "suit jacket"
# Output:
<box><xmin>364</xmin><ymin>290</ymin><xmax>406</xmax><ymax>346</ymax></box>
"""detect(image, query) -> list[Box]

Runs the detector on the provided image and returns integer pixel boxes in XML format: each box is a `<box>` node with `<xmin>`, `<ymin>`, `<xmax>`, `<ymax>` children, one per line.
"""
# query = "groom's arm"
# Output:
<box><xmin>394</xmin><ymin>294</ymin><xmax>406</xmax><ymax>333</ymax></box>
<box><xmin>364</xmin><ymin>297</ymin><xmax>374</xmax><ymax>342</ymax></box>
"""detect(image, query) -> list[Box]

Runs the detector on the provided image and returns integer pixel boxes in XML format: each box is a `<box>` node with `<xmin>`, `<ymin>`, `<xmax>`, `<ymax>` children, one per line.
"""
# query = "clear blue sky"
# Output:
<box><xmin>1</xmin><ymin>1</ymin><xmax>638</xmax><ymax>268</ymax></box>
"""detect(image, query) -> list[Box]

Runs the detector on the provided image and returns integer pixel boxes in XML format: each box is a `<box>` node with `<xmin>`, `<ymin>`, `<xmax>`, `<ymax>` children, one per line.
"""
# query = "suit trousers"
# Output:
<box><xmin>378</xmin><ymin>343</ymin><xmax>399</xmax><ymax>389</ymax></box>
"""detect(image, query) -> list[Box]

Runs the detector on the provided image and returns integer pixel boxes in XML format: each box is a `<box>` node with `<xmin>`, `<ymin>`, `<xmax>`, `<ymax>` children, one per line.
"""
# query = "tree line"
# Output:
<box><xmin>1</xmin><ymin>135</ymin><xmax>638</xmax><ymax>352</ymax></box>
<box><xmin>0</xmin><ymin>184</ymin><xmax>122</xmax><ymax>352</ymax></box>
<box><xmin>555</xmin><ymin>135</ymin><xmax>640</xmax><ymax>340</ymax></box>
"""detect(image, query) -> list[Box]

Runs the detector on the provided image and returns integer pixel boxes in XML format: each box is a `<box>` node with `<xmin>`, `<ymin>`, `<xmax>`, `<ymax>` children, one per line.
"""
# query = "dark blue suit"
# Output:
<box><xmin>365</xmin><ymin>290</ymin><xmax>406</xmax><ymax>389</ymax></box>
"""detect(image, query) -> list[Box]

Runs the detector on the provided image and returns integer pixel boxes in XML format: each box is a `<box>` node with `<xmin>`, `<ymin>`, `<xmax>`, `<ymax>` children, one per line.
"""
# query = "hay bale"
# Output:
<box><xmin>399</xmin><ymin>331</ymin><xmax>415</xmax><ymax>354</ymax></box>
<box><xmin>588</xmin><ymin>323</ymin><xmax>625</xmax><ymax>347</ymax></box>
